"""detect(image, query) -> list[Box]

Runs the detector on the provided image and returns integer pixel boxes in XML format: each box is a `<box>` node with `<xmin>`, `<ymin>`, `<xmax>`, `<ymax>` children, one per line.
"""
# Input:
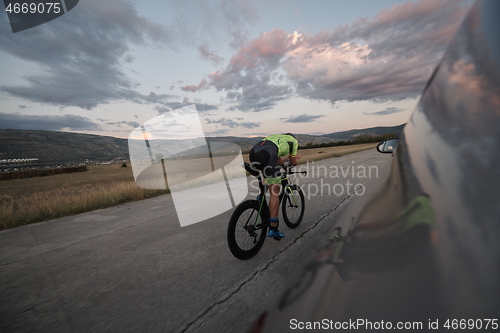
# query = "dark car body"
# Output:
<box><xmin>250</xmin><ymin>0</ymin><xmax>500</xmax><ymax>331</ymax></box>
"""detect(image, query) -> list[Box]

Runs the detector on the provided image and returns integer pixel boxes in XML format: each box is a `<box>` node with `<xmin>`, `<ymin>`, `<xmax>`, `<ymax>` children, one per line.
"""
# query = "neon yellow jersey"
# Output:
<box><xmin>261</xmin><ymin>134</ymin><xmax>298</xmax><ymax>157</ymax></box>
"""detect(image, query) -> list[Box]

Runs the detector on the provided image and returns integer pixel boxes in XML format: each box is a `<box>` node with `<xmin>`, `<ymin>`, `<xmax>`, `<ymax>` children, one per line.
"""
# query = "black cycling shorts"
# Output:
<box><xmin>249</xmin><ymin>140</ymin><xmax>281</xmax><ymax>180</ymax></box>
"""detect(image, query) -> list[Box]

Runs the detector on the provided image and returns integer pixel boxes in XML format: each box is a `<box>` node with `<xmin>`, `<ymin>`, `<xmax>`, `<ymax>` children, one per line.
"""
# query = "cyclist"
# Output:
<box><xmin>249</xmin><ymin>133</ymin><xmax>300</xmax><ymax>239</ymax></box>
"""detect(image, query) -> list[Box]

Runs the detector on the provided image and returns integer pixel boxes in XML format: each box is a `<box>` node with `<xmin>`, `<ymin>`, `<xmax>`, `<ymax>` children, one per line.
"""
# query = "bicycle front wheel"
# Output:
<box><xmin>282</xmin><ymin>184</ymin><xmax>305</xmax><ymax>229</ymax></box>
<box><xmin>227</xmin><ymin>200</ymin><xmax>268</xmax><ymax>260</ymax></box>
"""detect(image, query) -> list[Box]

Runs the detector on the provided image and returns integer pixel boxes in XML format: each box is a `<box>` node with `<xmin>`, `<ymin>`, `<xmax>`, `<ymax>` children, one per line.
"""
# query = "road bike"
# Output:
<box><xmin>227</xmin><ymin>161</ymin><xmax>307</xmax><ymax>260</ymax></box>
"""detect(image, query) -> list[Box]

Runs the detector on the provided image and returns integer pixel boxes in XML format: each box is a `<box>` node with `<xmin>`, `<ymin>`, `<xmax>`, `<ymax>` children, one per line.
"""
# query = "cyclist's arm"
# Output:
<box><xmin>289</xmin><ymin>140</ymin><xmax>300</xmax><ymax>166</ymax></box>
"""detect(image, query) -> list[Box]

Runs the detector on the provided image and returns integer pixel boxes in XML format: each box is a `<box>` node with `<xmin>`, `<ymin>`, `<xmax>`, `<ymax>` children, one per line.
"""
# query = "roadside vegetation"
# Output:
<box><xmin>0</xmin><ymin>164</ymin><xmax>168</xmax><ymax>230</ymax></box>
<box><xmin>295</xmin><ymin>142</ymin><xmax>377</xmax><ymax>163</ymax></box>
<box><xmin>299</xmin><ymin>133</ymin><xmax>397</xmax><ymax>150</ymax></box>
<box><xmin>0</xmin><ymin>142</ymin><xmax>377</xmax><ymax>230</ymax></box>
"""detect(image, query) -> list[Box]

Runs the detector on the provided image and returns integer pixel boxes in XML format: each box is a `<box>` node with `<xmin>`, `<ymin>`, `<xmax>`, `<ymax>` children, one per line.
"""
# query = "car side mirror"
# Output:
<box><xmin>376</xmin><ymin>139</ymin><xmax>399</xmax><ymax>154</ymax></box>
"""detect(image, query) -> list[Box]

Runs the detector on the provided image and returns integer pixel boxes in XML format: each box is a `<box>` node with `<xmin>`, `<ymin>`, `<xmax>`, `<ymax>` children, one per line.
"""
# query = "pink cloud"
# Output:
<box><xmin>181</xmin><ymin>0</ymin><xmax>473</xmax><ymax>111</ymax></box>
<box><xmin>280</xmin><ymin>0</ymin><xmax>472</xmax><ymax>104</ymax></box>
<box><xmin>181</xmin><ymin>78</ymin><xmax>208</xmax><ymax>92</ymax></box>
<box><xmin>228</xmin><ymin>29</ymin><xmax>294</xmax><ymax>69</ymax></box>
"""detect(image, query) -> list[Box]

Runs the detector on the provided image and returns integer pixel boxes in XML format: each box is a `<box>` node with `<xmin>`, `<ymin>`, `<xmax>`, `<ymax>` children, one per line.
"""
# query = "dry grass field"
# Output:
<box><xmin>0</xmin><ymin>164</ymin><xmax>168</xmax><ymax>230</ymax></box>
<box><xmin>0</xmin><ymin>143</ymin><xmax>376</xmax><ymax>229</ymax></box>
<box><xmin>291</xmin><ymin>143</ymin><xmax>377</xmax><ymax>163</ymax></box>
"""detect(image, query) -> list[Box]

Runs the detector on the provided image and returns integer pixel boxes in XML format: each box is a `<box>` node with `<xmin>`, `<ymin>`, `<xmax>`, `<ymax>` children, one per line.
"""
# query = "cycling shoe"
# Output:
<box><xmin>268</xmin><ymin>229</ymin><xmax>285</xmax><ymax>240</ymax></box>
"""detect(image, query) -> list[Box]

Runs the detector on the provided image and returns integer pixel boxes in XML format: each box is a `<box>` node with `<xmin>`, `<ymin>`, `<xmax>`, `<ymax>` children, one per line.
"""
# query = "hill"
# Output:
<box><xmin>0</xmin><ymin>129</ymin><xmax>129</xmax><ymax>164</ymax></box>
<box><xmin>0</xmin><ymin>124</ymin><xmax>404</xmax><ymax>164</ymax></box>
<box><xmin>323</xmin><ymin>124</ymin><xmax>405</xmax><ymax>141</ymax></box>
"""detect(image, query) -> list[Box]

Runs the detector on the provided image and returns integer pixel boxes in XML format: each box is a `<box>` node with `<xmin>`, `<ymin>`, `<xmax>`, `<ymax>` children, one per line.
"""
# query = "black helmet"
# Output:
<box><xmin>284</xmin><ymin>133</ymin><xmax>296</xmax><ymax>139</ymax></box>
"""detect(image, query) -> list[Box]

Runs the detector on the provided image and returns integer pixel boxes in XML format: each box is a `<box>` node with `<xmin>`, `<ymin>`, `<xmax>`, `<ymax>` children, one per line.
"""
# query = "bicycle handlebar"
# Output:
<box><xmin>287</xmin><ymin>169</ymin><xmax>307</xmax><ymax>176</ymax></box>
<box><xmin>283</xmin><ymin>164</ymin><xmax>307</xmax><ymax>177</ymax></box>
<box><xmin>288</xmin><ymin>170</ymin><xmax>307</xmax><ymax>176</ymax></box>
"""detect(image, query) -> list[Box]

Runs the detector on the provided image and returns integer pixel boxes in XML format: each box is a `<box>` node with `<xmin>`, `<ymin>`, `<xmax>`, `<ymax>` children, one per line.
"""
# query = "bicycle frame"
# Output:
<box><xmin>228</xmin><ymin>163</ymin><xmax>307</xmax><ymax>259</ymax></box>
<box><xmin>250</xmin><ymin>165</ymin><xmax>306</xmax><ymax>229</ymax></box>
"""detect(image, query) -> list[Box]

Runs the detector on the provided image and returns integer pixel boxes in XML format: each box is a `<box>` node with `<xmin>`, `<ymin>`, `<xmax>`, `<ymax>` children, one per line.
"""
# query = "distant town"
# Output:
<box><xmin>0</xmin><ymin>156</ymin><xmax>128</xmax><ymax>173</ymax></box>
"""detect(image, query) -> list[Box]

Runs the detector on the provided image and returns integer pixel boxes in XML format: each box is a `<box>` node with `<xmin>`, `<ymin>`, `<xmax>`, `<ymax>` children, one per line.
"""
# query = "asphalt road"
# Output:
<box><xmin>0</xmin><ymin>149</ymin><xmax>392</xmax><ymax>333</ymax></box>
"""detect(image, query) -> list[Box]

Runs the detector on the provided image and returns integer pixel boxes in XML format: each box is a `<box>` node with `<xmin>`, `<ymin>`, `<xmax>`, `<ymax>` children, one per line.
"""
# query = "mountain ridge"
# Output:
<box><xmin>0</xmin><ymin>124</ymin><xmax>404</xmax><ymax>163</ymax></box>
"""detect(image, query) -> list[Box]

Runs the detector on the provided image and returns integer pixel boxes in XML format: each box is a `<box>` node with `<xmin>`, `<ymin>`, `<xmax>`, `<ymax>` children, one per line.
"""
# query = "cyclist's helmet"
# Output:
<box><xmin>284</xmin><ymin>133</ymin><xmax>296</xmax><ymax>139</ymax></box>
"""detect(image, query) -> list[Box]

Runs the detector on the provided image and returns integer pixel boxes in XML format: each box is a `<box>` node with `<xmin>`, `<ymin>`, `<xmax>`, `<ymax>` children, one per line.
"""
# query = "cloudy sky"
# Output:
<box><xmin>0</xmin><ymin>0</ymin><xmax>473</xmax><ymax>138</ymax></box>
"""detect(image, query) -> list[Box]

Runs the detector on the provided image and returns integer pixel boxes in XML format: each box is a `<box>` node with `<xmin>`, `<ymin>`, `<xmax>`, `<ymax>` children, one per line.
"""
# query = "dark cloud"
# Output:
<box><xmin>105</xmin><ymin>121</ymin><xmax>139</xmax><ymax>128</ymax></box>
<box><xmin>18</xmin><ymin>105</ymin><xmax>29</xmax><ymax>109</ymax></box>
<box><xmin>224</xmin><ymin>83</ymin><xmax>292</xmax><ymax>112</ymax></box>
<box><xmin>208</xmin><ymin>29</ymin><xmax>294</xmax><ymax>112</ymax></box>
<box><xmin>154</xmin><ymin>102</ymin><xmax>218</xmax><ymax>114</ymax></box>
<box><xmin>196</xmin><ymin>103</ymin><xmax>218</xmax><ymax>111</ymax></box>
<box><xmin>198</xmin><ymin>44</ymin><xmax>224</xmax><ymax>65</ymax></box>
<box><xmin>281</xmin><ymin>114</ymin><xmax>325</xmax><ymax>123</ymax></box>
<box><xmin>364</xmin><ymin>107</ymin><xmax>404</xmax><ymax>116</ymax></box>
<box><xmin>154</xmin><ymin>103</ymin><xmax>186</xmax><ymax>114</ymax></box>
<box><xmin>146</xmin><ymin>91</ymin><xmax>176</xmax><ymax>103</ymax></box>
<box><xmin>0</xmin><ymin>0</ymin><xmax>175</xmax><ymax>109</ymax></box>
<box><xmin>206</xmin><ymin>129</ymin><xmax>230</xmax><ymax>136</ymax></box>
<box><xmin>0</xmin><ymin>112</ymin><xmax>101</xmax><ymax>131</ymax></box>
<box><xmin>127</xmin><ymin>121</ymin><xmax>140</xmax><ymax>128</ymax></box>
<box><xmin>205</xmin><ymin>118</ymin><xmax>259</xmax><ymax>129</ymax></box>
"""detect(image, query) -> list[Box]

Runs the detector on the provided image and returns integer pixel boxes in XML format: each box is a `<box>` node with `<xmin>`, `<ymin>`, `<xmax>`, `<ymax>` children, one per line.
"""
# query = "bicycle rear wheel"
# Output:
<box><xmin>227</xmin><ymin>200</ymin><xmax>268</xmax><ymax>260</ymax></box>
<box><xmin>282</xmin><ymin>184</ymin><xmax>305</xmax><ymax>229</ymax></box>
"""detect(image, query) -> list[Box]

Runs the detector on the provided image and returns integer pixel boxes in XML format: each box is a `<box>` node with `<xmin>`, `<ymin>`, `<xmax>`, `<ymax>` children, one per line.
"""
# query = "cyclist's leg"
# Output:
<box><xmin>262</xmin><ymin>151</ymin><xmax>281</xmax><ymax>223</ymax></box>
<box><xmin>267</xmin><ymin>183</ymin><xmax>285</xmax><ymax>239</ymax></box>
<box><xmin>262</xmin><ymin>150</ymin><xmax>285</xmax><ymax>239</ymax></box>
<box><xmin>268</xmin><ymin>183</ymin><xmax>281</xmax><ymax>221</ymax></box>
